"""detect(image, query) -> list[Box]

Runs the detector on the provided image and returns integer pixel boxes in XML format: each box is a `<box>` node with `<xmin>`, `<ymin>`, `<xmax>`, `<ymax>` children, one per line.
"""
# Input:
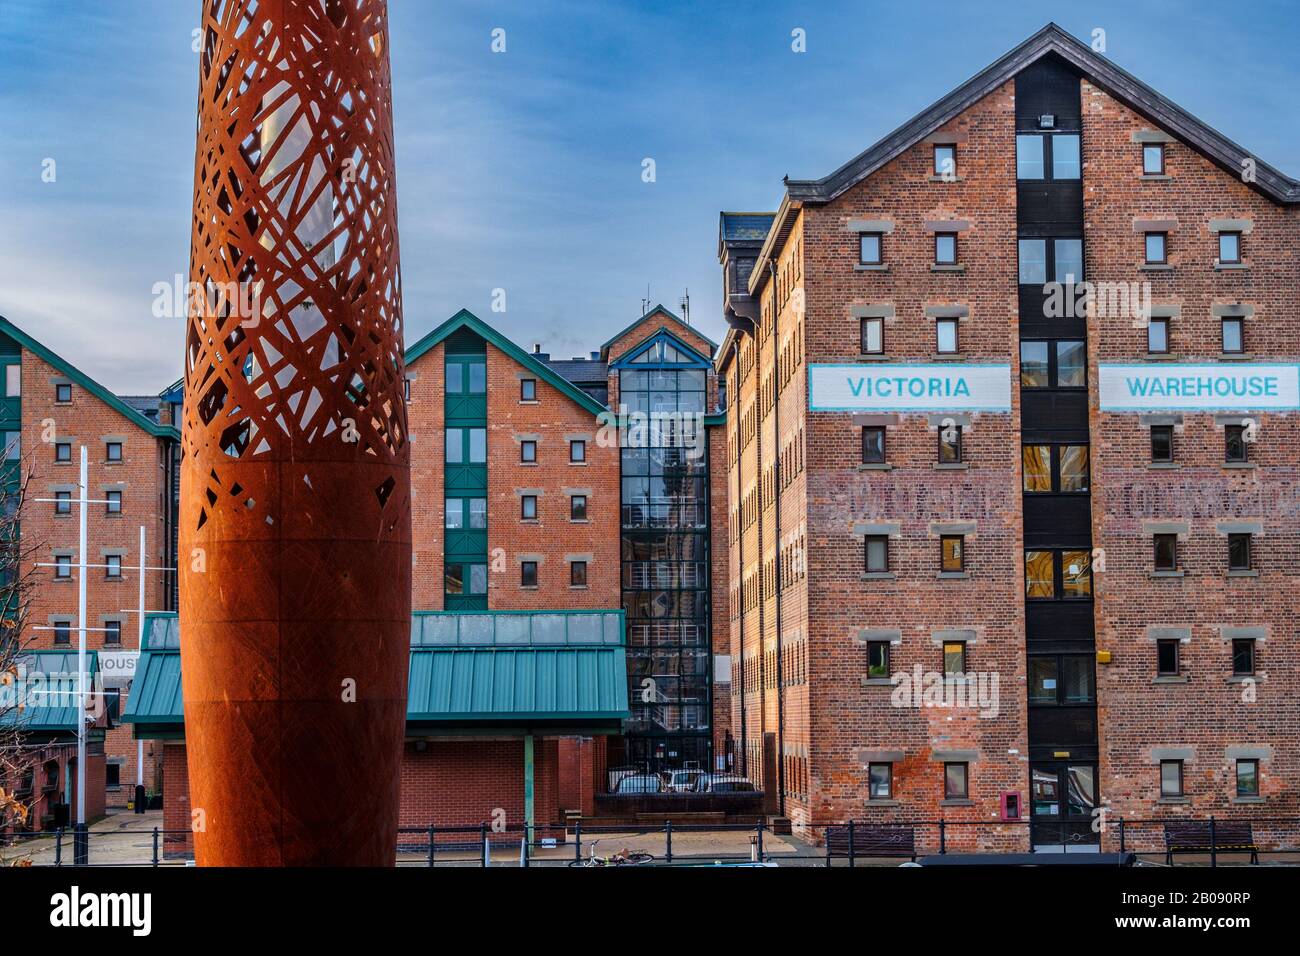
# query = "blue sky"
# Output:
<box><xmin>0</xmin><ymin>0</ymin><xmax>1296</xmax><ymax>391</ymax></box>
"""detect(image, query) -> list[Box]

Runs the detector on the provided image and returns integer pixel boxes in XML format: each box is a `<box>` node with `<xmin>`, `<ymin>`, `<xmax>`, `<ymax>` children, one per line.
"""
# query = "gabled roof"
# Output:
<box><xmin>786</xmin><ymin>23</ymin><xmax>1299</xmax><ymax>206</ymax></box>
<box><xmin>0</xmin><ymin>315</ymin><xmax>180</xmax><ymax>439</ymax></box>
<box><xmin>405</xmin><ymin>309</ymin><xmax>608</xmax><ymax>417</ymax></box>
<box><xmin>599</xmin><ymin>304</ymin><xmax>718</xmax><ymax>362</ymax></box>
<box><xmin>609</xmin><ymin>326</ymin><xmax>713</xmax><ymax>369</ymax></box>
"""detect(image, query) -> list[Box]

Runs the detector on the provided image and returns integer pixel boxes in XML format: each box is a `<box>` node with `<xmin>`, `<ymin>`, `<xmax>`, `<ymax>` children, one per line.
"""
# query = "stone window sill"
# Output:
<box><xmin>1231</xmin><ymin>796</ymin><xmax>1265</xmax><ymax>805</ymax></box>
<box><xmin>936</xmin><ymin>571</ymin><xmax>969</xmax><ymax>580</ymax></box>
<box><xmin>1215</xmin><ymin>263</ymin><xmax>1249</xmax><ymax>271</ymax></box>
<box><xmin>1140</xmin><ymin>264</ymin><xmax>1174</xmax><ymax>272</ymax></box>
<box><xmin>1150</xmin><ymin>570</ymin><xmax>1184</xmax><ymax>579</ymax></box>
<box><xmin>856</xmin><ymin>353</ymin><xmax>890</xmax><ymax>362</ymax></box>
<box><xmin>569</xmin><ymin>585</ymin><xmax>588</xmax><ymax>591</ymax></box>
<box><xmin>1152</xmin><ymin>675</ymin><xmax>1188</xmax><ymax>684</ymax></box>
<box><xmin>860</xmin><ymin>572</ymin><xmax>896</xmax><ymax>582</ymax></box>
<box><xmin>569</xmin><ymin>519</ymin><xmax>589</xmax><ymax>524</ymax></box>
<box><xmin>520</xmin><ymin>585</ymin><xmax>539</xmax><ymax>591</ymax></box>
<box><xmin>520</xmin><ymin>519</ymin><xmax>540</xmax><ymax>525</ymax></box>
<box><xmin>940</xmin><ymin>799</ymin><xmax>975</xmax><ymax>807</ymax></box>
<box><xmin>854</xmin><ymin>264</ymin><xmax>889</xmax><ymax>272</ymax></box>
<box><xmin>933</xmin><ymin>462</ymin><xmax>968</xmax><ymax>471</ymax></box>
<box><xmin>1222</xmin><ymin>461</ymin><xmax>1254</xmax><ymax>470</ymax></box>
<box><xmin>1226</xmin><ymin>570</ymin><xmax>1259</xmax><ymax>578</ymax></box>
<box><xmin>1147</xmin><ymin>462</ymin><xmax>1181</xmax><ymax>470</ymax></box>
<box><xmin>857</xmin><ymin>463</ymin><xmax>892</xmax><ymax>472</ymax></box>
<box><xmin>864</xmin><ymin>799</ymin><xmax>901</xmax><ymax>807</ymax></box>
<box><xmin>1139</xmin><ymin>173</ymin><xmax>1172</xmax><ymax>181</ymax></box>
<box><xmin>1157</xmin><ymin>797</ymin><xmax>1190</xmax><ymax>805</ymax></box>
<box><xmin>930</xmin><ymin>264</ymin><xmax>965</xmax><ymax>273</ymax></box>
<box><xmin>1218</xmin><ymin>352</ymin><xmax>1252</xmax><ymax>360</ymax></box>
<box><xmin>519</xmin><ymin>400</ymin><xmax>540</xmax><ymax>406</ymax></box>
<box><xmin>1227</xmin><ymin>675</ymin><xmax>1262</xmax><ymax>684</ymax></box>
<box><xmin>519</xmin><ymin>461</ymin><xmax>539</xmax><ymax>467</ymax></box>
<box><xmin>930</xmin><ymin>353</ymin><xmax>963</xmax><ymax>361</ymax></box>
<box><xmin>861</xmin><ymin>677</ymin><xmax>893</xmax><ymax>687</ymax></box>
<box><xmin>568</xmin><ymin>461</ymin><xmax>589</xmax><ymax>466</ymax></box>
<box><xmin>927</xmin><ymin>175</ymin><xmax>963</xmax><ymax>183</ymax></box>
<box><xmin>1145</xmin><ymin>352</ymin><xmax>1178</xmax><ymax>361</ymax></box>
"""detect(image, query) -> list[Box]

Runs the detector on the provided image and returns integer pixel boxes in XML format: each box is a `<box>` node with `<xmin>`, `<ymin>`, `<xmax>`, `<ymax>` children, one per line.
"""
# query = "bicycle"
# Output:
<box><xmin>568</xmin><ymin>839</ymin><xmax>656</xmax><ymax>867</ymax></box>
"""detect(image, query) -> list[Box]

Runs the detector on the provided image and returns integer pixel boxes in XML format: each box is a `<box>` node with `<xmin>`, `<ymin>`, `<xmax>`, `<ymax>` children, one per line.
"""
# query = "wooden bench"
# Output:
<box><xmin>825</xmin><ymin>823</ymin><xmax>916</xmax><ymax>864</ymax></box>
<box><xmin>1164</xmin><ymin>821</ymin><xmax>1259</xmax><ymax>865</ymax></box>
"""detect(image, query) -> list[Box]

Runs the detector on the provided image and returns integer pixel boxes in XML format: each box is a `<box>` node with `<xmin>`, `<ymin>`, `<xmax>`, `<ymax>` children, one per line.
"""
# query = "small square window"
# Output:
<box><xmin>940</xmin><ymin>535</ymin><xmax>964</xmax><ymax>573</ymax></box>
<box><xmin>521</xmin><ymin>495</ymin><xmax>538</xmax><ymax>520</ymax></box>
<box><xmin>868</xmin><ymin>762</ymin><xmax>892</xmax><ymax>800</ymax></box>
<box><xmin>570</xmin><ymin>560</ymin><xmax>588</xmax><ymax>587</ymax></box>
<box><xmin>105</xmin><ymin>442</ymin><xmax>123</xmax><ymax>463</ymax></box>
<box><xmin>55</xmin><ymin>555</ymin><xmax>72</xmax><ymax>579</ymax></box>
<box><xmin>55</xmin><ymin>382</ymin><xmax>72</xmax><ymax>403</ymax></box>
<box><xmin>444</xmin><ymin>563</ymin><xmax>463</xmax><ymax>595</ymax></box>
<box><xmin>865</xmin><ymin>535</ymin><xmax>889</xmax><ymax>573</ymax></box>
<box><xmin>1160</xmin><ymin>759</ymin><xmax>1183</xmax><ymax>798</ymax></box>
<box><xmin>469</xmin><ymin>498</ymin><xmax>487</xmax><ymax>529</ymax></box>
<box><xmin>934</xmin><ymin>233</ymin><xmax>957</xmax><ymax>265</ymax></box>
<box><xmin>105</xmin><ymin>490</ymin><xmax>122</xmax><ymax>514</ymax></box>
<box><xmin>1142</xmin><ymin>144</ymin><xmax>1164</xmax><ymax>175</ymax></box>
<box><xmin>520</xmin><ymin>440</ymin><xmax>537</xmax><ymax>463</ymax></box>
<box><xmin>521</xmin><ymin>561</ymin><xmax>539</xmax><ymax>587</ymax></box>
<box><xmin>1228</xmin><ymin>533</ymin><xmax>1252</xmax><ymax>571</ymax></box>
<box><xmin>1147</xmin><ymin>316</ymin><xmax>1169</xmax><ymax>353</ymax></box>
<box><xmin>1218</xmin><ymin>231</ymin><xmax>1241</xmax><ymax>264</ymax></box>
<box><xmin>104</xmin><ymin>620</ymin><xmax>122</xmax><ymax>646</ymax></box>
<box><xmin>935</xmin><ymin>318</ymin><xmax>958</xmax><ymax>354</ymax></box>
<box><xmin>1016</xmin><ymin>134</ymin><xmax>1045</xmax><ymax>180</ymax></box>
<box><xmin>944</xmin><ymin>762</ymin><xmax>969</xmax><ymax>800</ymax></box>
<box><xmin>570</xmin><ymin>439</ymin><xmax>586</xmax><ymax>463</ymax></box>
<box><xmin>4</xmin><ymin>365</ymin><xmax>19</xmax><ymax>398</ymax></box>
<box><xmin>860</xmin><ymin>317</ymin><xmax>883</xmax><ymax>355</ymax></box>
<box><xmin>570</xmin><ymin>495</ymin><xmax>587</xmax><ymax>521</ymax></box>
<box><xmin>1151</xmin><ymin>425</ymin><xmax>1173</xmax><ymax>463</ymax></box>
<box><xmin>1156</xmin><ymin>639</ymin><xmax>1180</xmax><ymax>676</ymax></box>
<box><xmin>1224</xmin><ymin>424</ymin><xmax>1248</xmax><ymax>463</ymax></box>
<box><xmin>1236</xmin><ymin>759</ymin><xmax>1259</xmax><ymax>797</ymax></box>
<box><xmin>55</xmin><ymin>491</ymin><xmax>72</xmax><ymax>515</ymax></box>
<box><xmin>1231</xmin><ymin>639</ymin><xmax>1255</xmax><ymax>677</ymax></box>
<box><xmin>859</xmin><ymin>233</ymin><xmax>882</xmax><ymax>265</ymax></box>
<box><xmin>867</xmin><ymin>641</ymin><xmax>890</xmax><ymax>680</ymax></box>
<box><xmin>938</xmin><ymin>425</ymin><xmax>962</xmax><ymax>464</ymax></box>
<box><xmin>933</xmin><ymin>144</ymin><xmax>956</xmax><ymax>178</ymax></box>
<box><xmin>105</xmin><ymin>554</ymin><xmax>122</xmax><ymax>579</ymax></box>
<box><xmin>1221</xmin><ymin>317</ymin><xmax>1244</xmax><ymax>354</ymax></box>
<box><xmin>861</xmin><ymin>426</ymin><xmax>886</xmax><ymax>465</ymax></box>
<box><xmin>1020</xmin><ymin>342</ymin><xmax>1049</xmax><ymax>387</ymax></box>
<box><xmin>942</xmin><ymin>640</ymin><xmax>966</xmax><ymax>676</ymax></box>
<box><xmin>1153</xmin><ymin>534</ymin><xmax>1178</xmax><ymax>572</ymax></box>
<box><xmin>53</xmin><ymin>622</ymin><xmax>71</xmax><ymax>645</ymax></box>
<box><xmin>520</xmin><ymin>379</ymin><xmax>537</xmax><ymax>402</ymax></box>
<box><xmin>1144</xmin><ymin>232</ymin><xmax>1167</xmax><ymax>264</ymax></box>
<box><xmin>55</xmin><ymin>442</ymin><xmax>72</xmax><ymax>464</ymax></box>
<box><xmin>444</xmin><ymin>498</ymin><xmax>463</xmax><ymax>529</ymax></box>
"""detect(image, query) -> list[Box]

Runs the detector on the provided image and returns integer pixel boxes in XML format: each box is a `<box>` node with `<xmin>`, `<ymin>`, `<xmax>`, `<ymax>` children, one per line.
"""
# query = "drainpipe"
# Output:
<box><xmin>730</xmin><ymin>335</ymin><xmax>747</xmax><ymax>775</ymax></box>
<box><xmin>768</xmin><ymin>260</ymin><xmax>786</xmax><ymax>817</ymax></box>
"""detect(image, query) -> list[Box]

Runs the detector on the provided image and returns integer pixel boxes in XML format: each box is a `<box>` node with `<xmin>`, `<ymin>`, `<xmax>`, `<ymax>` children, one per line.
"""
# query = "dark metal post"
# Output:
<box><xmin>665</xmin><ymin>820</ymin><xmax>673</xmax><ymax>863</ymax></box>
<box><xmin>939</xmin><ymin>819</ymin><xmax>947</xmax><ymax>855</ymax></box>
<box><xmin>73</xmin><ymin>823</ymin><xmax>88</xmax><ymax>866</ymax></box>
<box><xmin>426</xmin><ymin>825</ymin><xmax>435</xmax><ymax>867</ymax></box>
<box><xmin>574</xmin><ymin>821</ymin><xmax>582</xmax><ymax>863</ymax></box>
<box><xmin>152</xmin><ymin>827</ymin><xmax>160</xmax><ymax>867</ymax></box>
<box><xmin>54</xmin><ymin>828</ymin><xmax>63</xmax><ymax>867</ymax></box>
<box><xmin>848</xmin><ymin>819</ymin><xmax>856</xmax><ymax>867</ymax></box>
<box><xmin>1209</xmin><ymin>816</ymin><xmax>1217</xmax><ymax>868</ymax></box>
<box><xmin>757</xmin><ymin>819</ymin><xmax>765</xmax><ymax>862</ymax></box>
<box><xmin>481</xmin><ymin>822</ymin><xmax>489</xmax><ymax>868</ymax></box>
<box><xmin>1118</xmin><ymin>818</ymin><xmax>1126</xmax><ymax>854</ymax></box>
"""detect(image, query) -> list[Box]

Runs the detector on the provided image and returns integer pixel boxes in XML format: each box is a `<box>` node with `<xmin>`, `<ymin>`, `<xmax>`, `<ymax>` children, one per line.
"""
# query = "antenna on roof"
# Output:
<box><xmin>640</xmin><ymin>285</ymin><xmax>652</xmax><ymax>316</ymax></box>
<box><xmin>680</xmin><ymin>289</ymin><xmax>691</xmax><ymax>325</ymax></box>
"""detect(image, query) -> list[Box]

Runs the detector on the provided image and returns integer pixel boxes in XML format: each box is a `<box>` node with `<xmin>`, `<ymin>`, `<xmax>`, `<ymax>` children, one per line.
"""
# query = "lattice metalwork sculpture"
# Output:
<box><xmin>180</xmin><ymin>0</ymin><xmax>411</xmax><ymax>866</ymax></box>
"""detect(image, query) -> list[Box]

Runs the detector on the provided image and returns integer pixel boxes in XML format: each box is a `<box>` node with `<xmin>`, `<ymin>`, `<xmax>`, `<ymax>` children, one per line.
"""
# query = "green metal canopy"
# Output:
<box><xmin>124</xmin><ymin>610</ymin><xmax>630</xmax><ymax>738</ymax></box>
<box><xmin>0</xmin><ymin>649</ymin><xmax>101</xmax><ymax>738</ymax></box>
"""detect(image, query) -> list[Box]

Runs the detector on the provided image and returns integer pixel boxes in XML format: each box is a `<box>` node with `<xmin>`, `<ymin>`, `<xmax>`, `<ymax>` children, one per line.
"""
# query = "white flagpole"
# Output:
<box><xmin>76</xmin><ymin>446</ymin><xmax>88</xmax><ymax>838</ymax></box>
<box><xmin>137</xmin><ymin>525</ymin><xmax>146</xmax><ymax>791</ymax></box>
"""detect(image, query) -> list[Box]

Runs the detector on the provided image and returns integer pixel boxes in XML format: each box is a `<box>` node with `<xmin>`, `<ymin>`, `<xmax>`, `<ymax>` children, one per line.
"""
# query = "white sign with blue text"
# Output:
<box><xmin>1098</xmin><ymin>364</ymin><xmax>1300</xmax><ymax>411</ymax></box>
<box><xmin>808</xmin><ymin>363</ymin><xmax>1012</xmax><ymax>412</ymax></box>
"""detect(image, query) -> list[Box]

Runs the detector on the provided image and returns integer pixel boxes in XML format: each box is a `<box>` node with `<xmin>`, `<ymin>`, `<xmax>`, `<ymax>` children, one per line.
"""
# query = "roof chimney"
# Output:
<box><xmin>532</xmin><ymin>343</ymin><xmax>541</xmax><ymax>354</ymax></box>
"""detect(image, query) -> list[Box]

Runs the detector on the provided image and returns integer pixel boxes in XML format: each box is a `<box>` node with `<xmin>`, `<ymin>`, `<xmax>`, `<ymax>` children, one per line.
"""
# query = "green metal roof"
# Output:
<box><xmin>0</xmin><ymin>315</ymin><xmax>180</xmax><ymax>440</ymax></box>
<box><xmin>125</xmin><ymin>611</ymin><xmax>630</xmax><ymax>737</ymax></box>
<box><xmin>405</xmin><ymin>310</ymin><xmax>608</xmax><ymax>418</ymax></box>
<box><xmin>0</xmin><ymin>649</ymin><xmax>100</xmax><ymax>736</ymax></box>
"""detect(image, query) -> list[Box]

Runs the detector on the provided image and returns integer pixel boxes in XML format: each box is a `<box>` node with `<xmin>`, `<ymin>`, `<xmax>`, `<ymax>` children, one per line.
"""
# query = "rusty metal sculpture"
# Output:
<box><xmin>180</xmin><ymin>0</ymin><xmax>410</xmax><ymax>866</ymax></box>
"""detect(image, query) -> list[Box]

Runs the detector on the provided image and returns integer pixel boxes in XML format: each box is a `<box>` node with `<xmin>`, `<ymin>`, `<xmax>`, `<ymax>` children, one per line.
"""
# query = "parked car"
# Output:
<box><xmin>615</xmin><ymin>773</ymin><xmax>665</xmax><ymax>794</ymax></box>
<box><xmin>661</xmin><ymin>769</ymin><xmax>705</xmax><ymax>793</ymax></box>
<box><xmin>606</xmin><ymin>765</ymin><xmax>642</xmax><ymax>791</ymax></box>
<box><xmin>692</xmin><ymin>774</ymin><xmax>757</xmax><ymax>794</ymax></box>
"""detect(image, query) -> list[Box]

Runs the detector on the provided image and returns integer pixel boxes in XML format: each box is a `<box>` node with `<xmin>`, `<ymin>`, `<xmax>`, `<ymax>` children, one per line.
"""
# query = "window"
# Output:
<box><xmin>1224</xmin><ymin>424</ymin><xmax>1248</xmax><ymax>463</ymax></box>
<box><xmin>1022</xmin><ymin>445</ymin><xmax>1088</xmax><ymax>493</ymax></box>
<box><xmin>520</xmin><ymin>440</ymin><xmax>537</xmax><ymax>463</ymax></box>
<box><xmin>1151</xmin><ymin>425</ymin><xmax>1173</xmax><ymax>463</ymax></box>
<box><xmin>521</xmin><ymin>561</ymin><xmax>538</xmax><ymax>587</ymax></box>
<box><xmin>934</xmin><ymin>233</ymin><xmax>957</xmax><ymax>265</ymax></box>
<box><xmin>444</xmin><ymin>563</ymin><xmax>463</xmax><ymax>595</ymax></box>
<box><xmin>1021</xmin><ymin>340</ymin><xmax>1086</xmax><ymax>388</ymax></box>
<box><xmin>1059</xmin><ymin>445</ymin><xmax>1089</xmax><ymax>492</ymax></box>
<box><xmin>1051</xmin><ymin>134</ymin><xmax>1080</xmax><ymax>179</ymax></box>
<box><xmin>445</xmin><ymin>498</ymin><xmax>463</xmax><ymax>529</ymax></box>
<box><xmin>933</xmin><ymin>144</ymin><xmax>955</xmax><ymax>178</ymax></box>
<box><xmin>521</xmin><ymin>495</ymin><xmax>538</xmax><ymax>520</ymax></box>
<box><xmin>942</xmin><ymin>640</ymin><xmax>966</xmax><ymax>676</ymax></box>
<box><xmin>938</xmin><ymin>425</ymin><xmax>962</xmax><ymax>464</ymax></box>
<box><xmin>105</xmin><ymin>441</ymin><xmax>123</xmax><ymax>463</ymax></box>
<box><xmin>1054</xmin><ymin>239</ymin><xmax>1083</xmax><ymax>283</ymax></box>
<box><xmin>1147</xmin><ymin>316</ymin><xmax>1169</xmax><ymax>353</ymax></box>
<box><xmin>860</xmin><ymin>317</ymin><xmax>883</xmax><ymax>354</ymax></box>
<box><xmin>868</xmin><ymin>762</ymin><xmax>892</xmax><ymax>800</ymax></box>
<box><xmin>2</xmin><ymin>432</ymin><xmax>17</xmax><ymax>462</ymax></box>
<box><xmin>1218</xmin><ymin>231</ymin><xmax>1241</xmax><ymax>264</ymax></box>
<box><xmin>520</xmin><ymin>378</ymin><xmax>537</xmax><ymax>401</ymax></box>
<box><xmin>55</xmin><ymin>442</ymin><xmax>71</xmax><ymax>463</ymax></box>
<box><xmin>105</xmin><ymin>554</ymin><xmax>122</xmax><ymax>579</ymax></box>
<box><xmin>865</xmin><ymin>535</ymin><xmax>889</xmax><ymax>573</ymax></box>
<box><xmin>55</xmin><ymin>555</ymin><xmax>72</xmax><ymax>579</ymax></box>
<box><xmin>1144</xmin><ymin>232</ymin><xmax>1167</xmax><ymax>264</ymax></box>
<box><xmin>570</xmin><ymin>495</ymin><xmax>587</xmax><ymax>521</ymax></box>
<box><xmin>1160</xmin><ymin>760</ymin><xmax>1184</xmax><ymax>798</ymax></box>
<box><xmin>445</xmin><ymin>430</ymin><xmax>462</xmax><ymax>464</ymax></box>
<box><xmin>1020</xmin><ymin>342</ymin><xmax>1049</xmax><ymax>387</ymax></box>
<box><xmin>4</xmin><ymin>364</ymin><xmax>19</xmax><ymax>398</ymax></box>
<box><xmin>861</xmin><ymin>426</ymin><xmax>885</xmax><ymax>464</ymax></box>
<box><xmin>1221</xmin><ymin>317</ymin><xmax>1244</xmax><ymax>354</ymax></box>
<box><xmin>1016</xmin><ymin>134</ymin><xmax>1045</xmax><ymax>179</ymax></box>
<box><xmin>1153</xmin><ymin>534</ymin><xmax>1178</xmax><ymax>571</ymax></box>
<box><xmin>469</xmin><ymin>430</ymin><xmax>486</xmax><ymax>463</ymax></box>
<box><xmin>940</xmin><ymin>535</ymin><xmax>964</xmax><ymax>573</ymax></box>
<box><xmin>569</xmin><ymin>439</ymin><xmax>586</xmax><ymax>463</ymax></box>
<box><xmin>448</xmin><ymin>360</ymin><xmax>486</xmax><ymax>394</ymax></box>
<box><xmin>1156</xmin><ymin>639</ymin><xmax>1180</xmax><ymax>677</ymax></box>
<box><xmin>944</xmin><ymin>762</ymin><xmax>969</xmax><ymax>800</ymax></box>
<box><xmin>1056</xmin><ymin>341</ymin><xmax>1086</xmax><ymax>386</ymax></box>
<box><xmin>1029</xmin><ymin>656</ymin><xmax>1096</xmax><ymax>704</ymax></box>
<box><xmin>1232</xmin><ymin>639</ymin><xmax>1255</xmax><ymax>677</ymax></box>
<box><xmin>105</xmin><ymin>490</ymin><xmax>122</xmax><ymax>515</ymax></box>
<box><xmin>1228</xmin><ymin>533</ymin><xmax>1252</xmax><ymax>571</ymax></box>
<box><xmin>859</xmin><ymin>233</ymin><xmax>883</xmax><ymax>265</ymax></box>
<box><xmin>570</xmin><ymin>560</ymin><xmax>588</xmax><ymax>587</ymax></box>
<box><xmin>104</xmin><ymin>620</ymin><xmax>122</xmax><ymax>646</ymax></box>
<box><xmin>867</xmin><ymin>641</ymin><xmax>890</xmax><ymax>680</ymax></box>
<box><xmin>1018</xmin><ymin>239</ymin><xmax>1047</xmax><ymax>284</ymax></box>
<box><xmin>935</xmin><ymin>318</ymin><xmax>958</xmax><ymax>354</ymax></box>
<box><xmin>1236</xmin><ymin>759</ymin><xmax>1259</xmax><ymax>797</ymax></box>
<box><xmin>1142</xmin><ymin>144</ymin><xmax>1164</xmax><ymax>175</ymax></box>
<box><xmin>1025</xmin><ymin>549</ymin><xmax>1092</xmax><ymax>600</ymax></box>
<box><xmin>54</xmin><ymin>621</ymin><xmax>70</xmax><ymax>645</ymax></box>
<box><xmin>468</xmin><ymin>498</ymin><xmax>487</xmax><ymax>529</ymax></box>
<box><xmin>55</xmin><ymin>491</ymin><xmax>72</xmax><ymax>515</ymax></box>
<box><xmin>56</xmin><ymin>382</ymin><xmax>72</xmax><ymax>403</ymax></box>
<box><xmin>106</xmin><ymin>763</ymin><xmax>121</xmax><ymax>789</ymax></box>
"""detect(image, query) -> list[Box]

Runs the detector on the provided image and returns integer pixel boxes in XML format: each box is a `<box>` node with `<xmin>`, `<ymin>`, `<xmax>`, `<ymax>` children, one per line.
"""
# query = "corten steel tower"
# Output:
<box><xmin>180</xmin><ymin>0</ymin><xmax>410</xmax><ymax>866</ymax></box>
